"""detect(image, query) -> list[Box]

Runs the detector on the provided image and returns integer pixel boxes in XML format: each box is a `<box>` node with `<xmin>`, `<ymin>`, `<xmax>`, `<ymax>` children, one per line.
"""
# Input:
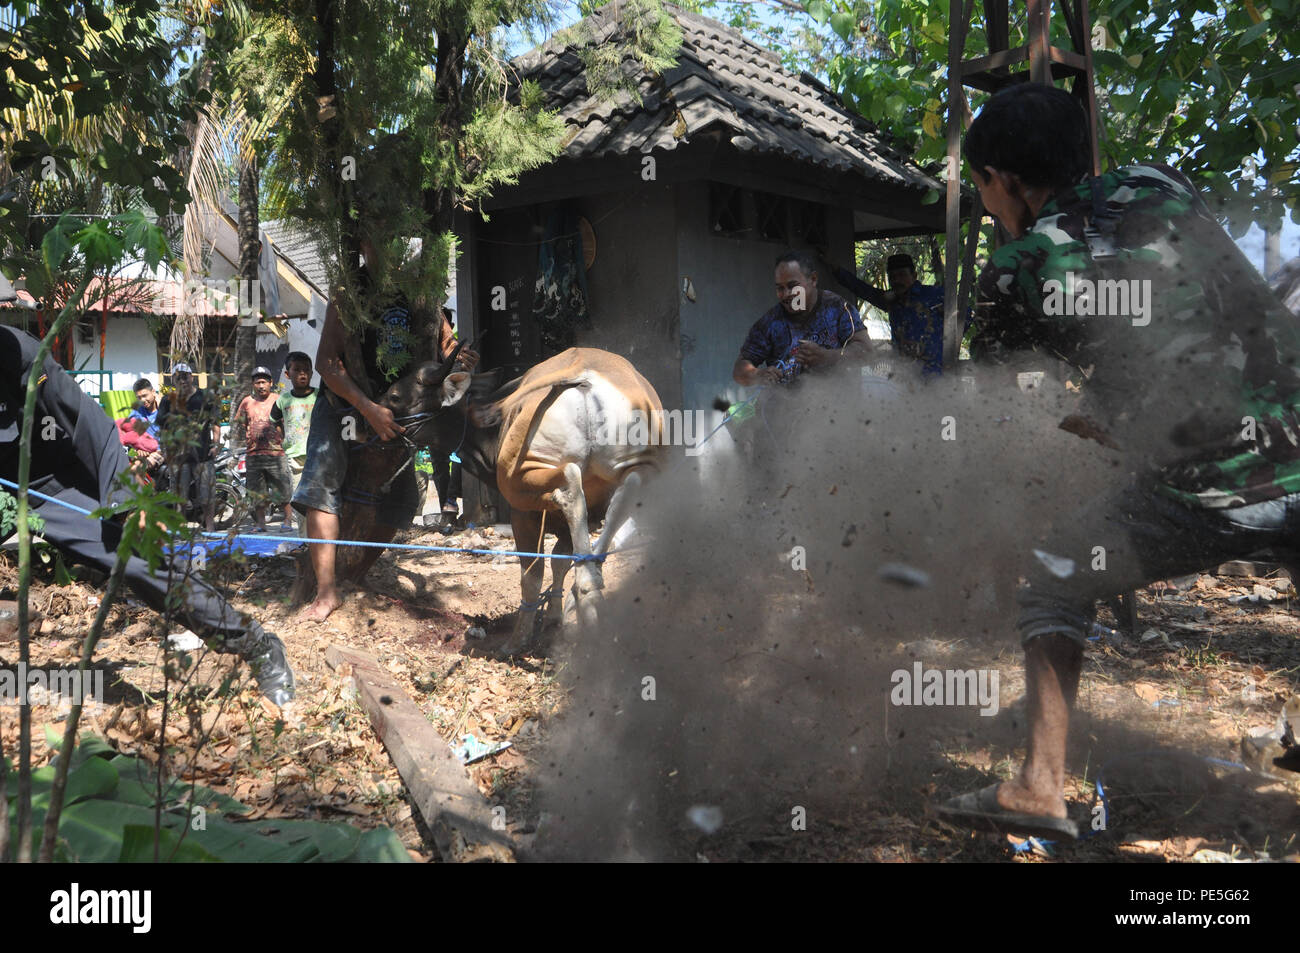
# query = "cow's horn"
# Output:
<box><xmin>436</xmin><ymin>340</ymin><xmax>465</xmax><ymax>384</ymax></box>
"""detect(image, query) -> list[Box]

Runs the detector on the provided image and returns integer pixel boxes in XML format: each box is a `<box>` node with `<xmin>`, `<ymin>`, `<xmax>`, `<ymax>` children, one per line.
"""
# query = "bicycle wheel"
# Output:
<box><xmin>211</xmin><ymin>480</ymin><xmax>244</xmax><ymax>531</ymax></box>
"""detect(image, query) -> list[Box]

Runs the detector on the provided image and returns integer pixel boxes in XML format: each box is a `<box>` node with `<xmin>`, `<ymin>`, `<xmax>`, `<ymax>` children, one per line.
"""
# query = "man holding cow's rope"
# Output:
<box><xmin>292</xmin><ymin>234</ymin><xmax>477</xmax><ymax>622</ymax></box>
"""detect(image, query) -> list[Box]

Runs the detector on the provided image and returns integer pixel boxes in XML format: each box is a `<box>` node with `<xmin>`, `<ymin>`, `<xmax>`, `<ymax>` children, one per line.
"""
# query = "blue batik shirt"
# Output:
<box><xmin>887</xmin><ymin>283</ymin><xmax>946</xmax><ymax>374</ymax></box>
<box><xmin>739</xmin><ymin>290</ymin><xmax>864</xmax><ymax>384</ymax></box>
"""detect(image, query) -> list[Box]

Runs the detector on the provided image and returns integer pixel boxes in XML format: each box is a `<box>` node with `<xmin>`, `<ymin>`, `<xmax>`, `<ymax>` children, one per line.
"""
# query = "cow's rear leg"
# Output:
<box><xmin>504</xmin><ymin>509</ymin><xmax>547</xmax><ymax>656</ymax></box>
<box><xmin>547</xmin><ymin>522</ymin><xmax>573</xmax><ymax>628</ymax></box>
<box><xmin>550</xmin><ymin>462</ymin><xmax>601</xmax><ymax>627</ymax></box>
<box><xmin>592</xmin><ymin>470</ymin><xmax>643</xmax><ymax>556</ymax></box>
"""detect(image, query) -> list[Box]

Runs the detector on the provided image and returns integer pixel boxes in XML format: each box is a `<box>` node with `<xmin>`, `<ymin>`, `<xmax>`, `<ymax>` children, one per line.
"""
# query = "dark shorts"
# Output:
<box><xmin>290</xmin><ymin>389</ymin><xmax>420</xmax><ymax>528</ymax></box>
<box><xmin>1017</xmin><ymin>478</ymin><xmax>1300</xmax><ymax>647</ymax></box>
<box><xmin>246</xmin><ymin>454</ymin><xmax>290</xmax><ymax>505</ymax></box>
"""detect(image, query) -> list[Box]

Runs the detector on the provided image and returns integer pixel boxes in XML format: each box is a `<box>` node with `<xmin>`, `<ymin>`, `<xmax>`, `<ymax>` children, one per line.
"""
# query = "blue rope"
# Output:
<box><xmin>0</xmin><ymin>476</ymin><xmax>608</xmax><ymax>563</ymax></box>
<box><xmin>193</xmin><ymin>531</ymin><xmax>609</xmax><ymax>563</ymax></box>
<box><xmin>0</xmin><ymin>477</ymin><xmax>97</xmax><ymax>517</ymax></box>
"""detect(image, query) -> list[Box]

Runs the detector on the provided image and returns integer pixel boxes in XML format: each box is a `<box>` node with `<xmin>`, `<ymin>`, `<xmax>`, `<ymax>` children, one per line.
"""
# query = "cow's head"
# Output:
<box><xmin>373</xmin><ymin>343</ymin><xmax>466</xmax><ymax>435</ymax></box>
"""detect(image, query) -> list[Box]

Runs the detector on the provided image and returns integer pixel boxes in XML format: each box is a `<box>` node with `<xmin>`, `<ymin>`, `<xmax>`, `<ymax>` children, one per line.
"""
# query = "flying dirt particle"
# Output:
<box><xmin>877</xmin><ymin>563</ymin><xmax>932</xmax><ymax>588</ymax></box>
<box><xmin>1032</xmin><ymin>548</ymin><xmax>1076</xmax><ymax>579</ymax></box>
<box><xmin>686</xmin><ymin>805</ymin><xmax>724</xmax><ymax>834</ymax></box>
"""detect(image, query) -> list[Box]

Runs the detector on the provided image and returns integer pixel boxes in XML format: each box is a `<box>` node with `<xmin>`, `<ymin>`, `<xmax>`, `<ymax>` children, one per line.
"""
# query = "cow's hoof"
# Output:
<box><xmin>499</xmin><ymin>635</ymin><xmax>531</xmax><ymax>658</ymax></box>
<box><xmin>500</xmin><ymin>613</ymin><xmax>539</xmax><ymax>658</ymax></box>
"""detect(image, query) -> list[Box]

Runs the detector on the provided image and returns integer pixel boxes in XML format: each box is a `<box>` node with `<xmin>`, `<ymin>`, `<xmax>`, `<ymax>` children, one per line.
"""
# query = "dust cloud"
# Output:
<box><xmin>531</xmin><ymin>354</ymin><xmax>1137</xmax><ymax>860</ymax></box>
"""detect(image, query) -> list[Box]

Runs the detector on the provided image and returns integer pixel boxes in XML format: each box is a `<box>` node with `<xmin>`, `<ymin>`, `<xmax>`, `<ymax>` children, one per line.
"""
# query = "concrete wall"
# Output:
<box><xmin>572</xmin><ymin>183</ymin><xmax>681</xmax><ymax>409</ymax></box>
<box><xmin>472</xmin><ymin>184</ymin><xmax>680</xmax><ymax>406</ymax></box>
<box><xmin>674</xmin><ymin>181</ymin><xmax>856</xmax><ymax>412</ymax></box>
<box><xmin>68</xmin><ymin>316</ymin><xmax>162</xmax><ymax>395</ymax></box>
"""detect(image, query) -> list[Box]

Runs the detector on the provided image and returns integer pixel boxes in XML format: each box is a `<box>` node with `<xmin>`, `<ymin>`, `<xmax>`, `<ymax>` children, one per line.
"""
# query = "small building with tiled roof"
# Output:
<box><xmin>456</xmin><ymin>1</ymin><xmax>945</xmax><ymax>414</ymax></box>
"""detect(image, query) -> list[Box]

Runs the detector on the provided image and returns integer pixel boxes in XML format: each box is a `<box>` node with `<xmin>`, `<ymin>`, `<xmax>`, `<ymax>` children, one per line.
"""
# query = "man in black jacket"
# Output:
<box><xmin>0</xmin><ymin>326</ymin><xmax>295</xmax><ymax>707</ymax></box>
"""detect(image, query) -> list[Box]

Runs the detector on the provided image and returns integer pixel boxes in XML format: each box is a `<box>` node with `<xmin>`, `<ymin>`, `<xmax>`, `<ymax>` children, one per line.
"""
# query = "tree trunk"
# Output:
<box><xmin>233</xmin><ymin>156</ymin><xmax>260</xmax><ymax>421</ymax></box>
<box><xmin>425</xmin><ymin>28</ymin><xmax>467</xmax><ymax>238</ymax></box>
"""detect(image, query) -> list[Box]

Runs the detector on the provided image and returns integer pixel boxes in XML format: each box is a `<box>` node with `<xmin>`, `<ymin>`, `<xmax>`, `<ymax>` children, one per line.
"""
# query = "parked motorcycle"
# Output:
<box><xmin>210</xmin><ymin>448</ymin><xmax>247</xmax><ymax>531</ymax></box>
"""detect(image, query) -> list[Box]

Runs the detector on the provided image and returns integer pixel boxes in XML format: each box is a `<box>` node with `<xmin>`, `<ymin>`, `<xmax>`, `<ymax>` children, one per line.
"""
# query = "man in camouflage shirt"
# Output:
<box><xmin>938</xmin><ymin>83</ymin><xmax>1300</xmax><ymax>839</ymax></box>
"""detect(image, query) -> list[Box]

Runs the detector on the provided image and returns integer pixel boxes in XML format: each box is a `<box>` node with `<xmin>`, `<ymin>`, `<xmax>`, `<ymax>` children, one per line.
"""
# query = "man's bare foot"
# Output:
<box><xmin>995</xmin><ymin>778</ymin><xmax>1068</xmax><ymax>820</ymax></box>
<box><xmin>298</xmin><ymin>593</ymin><xmax>342</xmax><ymax>622</ymax></box>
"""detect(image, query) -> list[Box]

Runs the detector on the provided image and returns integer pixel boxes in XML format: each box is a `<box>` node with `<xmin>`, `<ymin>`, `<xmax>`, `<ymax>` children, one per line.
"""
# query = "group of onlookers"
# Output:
<box><xmin>119</xmin><ymin>353</ymin><xmax>318</xmax><ymax>532</ymax></box>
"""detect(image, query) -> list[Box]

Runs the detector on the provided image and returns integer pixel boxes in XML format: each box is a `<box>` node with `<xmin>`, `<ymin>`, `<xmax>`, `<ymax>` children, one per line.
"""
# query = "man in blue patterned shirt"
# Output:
<box><xmin>831</xmin><ymin>253</ymin><xmax>960</xmax><ymax>376</ymax></box>
<box><xmin>733</xmin><ymin>250</ymin><xmax>871</xmax><ymax>386</ymax></box>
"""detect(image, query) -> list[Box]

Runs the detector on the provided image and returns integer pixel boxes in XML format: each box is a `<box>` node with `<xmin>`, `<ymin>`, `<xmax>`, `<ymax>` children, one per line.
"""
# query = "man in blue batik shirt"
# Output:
<box><xmin>831</xmin><ymin>253</ymin><xmax>957</xmax><ymax>376</ymax></box>
<box><xmin>734</xmin><ymin>250</ymin><xmax>871</xmax><ymax>387</ymax></box>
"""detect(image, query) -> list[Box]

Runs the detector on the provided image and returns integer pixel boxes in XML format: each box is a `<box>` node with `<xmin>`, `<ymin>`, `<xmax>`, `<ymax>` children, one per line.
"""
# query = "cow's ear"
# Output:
<box><xmin>440</xmin><ymin>370</ymin><xmax>473</xmax><ymax>407</ymax></box>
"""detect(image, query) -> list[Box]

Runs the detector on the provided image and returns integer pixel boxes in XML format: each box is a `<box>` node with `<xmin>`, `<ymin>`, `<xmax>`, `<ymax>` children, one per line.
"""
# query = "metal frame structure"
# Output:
<box><xmin>942</xmin><ymin>0</ymin><xmax>1103</xmax><ymax>367</ymax></box>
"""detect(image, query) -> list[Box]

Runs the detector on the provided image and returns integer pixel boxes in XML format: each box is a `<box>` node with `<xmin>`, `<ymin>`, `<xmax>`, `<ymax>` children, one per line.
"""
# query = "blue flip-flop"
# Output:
<box><xmin>936</xmin><ymin>783</ymin><xmax>1079</xmax><ymax>840</ymax></box>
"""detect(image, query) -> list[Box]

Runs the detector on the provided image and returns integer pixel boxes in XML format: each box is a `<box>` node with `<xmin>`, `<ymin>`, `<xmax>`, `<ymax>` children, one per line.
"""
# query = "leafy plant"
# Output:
<box><xmin>4</xmin><ymin>733</ymin><xmax>411</xmax><ymax>862</ymax></box>
<box><xmin>0</xmin><ymin>489</ymin><xmax>43</xmax><ymax>538</ymax></box>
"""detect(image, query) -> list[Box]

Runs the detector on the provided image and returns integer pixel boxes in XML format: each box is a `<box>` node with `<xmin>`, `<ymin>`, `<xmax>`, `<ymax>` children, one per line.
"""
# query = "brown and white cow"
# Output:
<box><xmin>399</xmin><ymin>347</ymin><xmax>666</xmax><ymax>653</ymax></box>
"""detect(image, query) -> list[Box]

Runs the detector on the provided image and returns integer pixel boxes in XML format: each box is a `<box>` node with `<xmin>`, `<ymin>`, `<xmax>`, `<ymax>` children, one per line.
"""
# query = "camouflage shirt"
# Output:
<box><xmin>970</xmin><ymin>163</ymin><xmax>1300</xmax><ymax>508</ymax></box>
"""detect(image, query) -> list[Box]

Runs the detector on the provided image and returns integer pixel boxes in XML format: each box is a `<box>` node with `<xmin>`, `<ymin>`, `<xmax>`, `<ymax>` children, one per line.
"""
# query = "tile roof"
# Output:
<box><xmin>513</xmin><ymin>3</ymin><xmax>941</xmax><ymax>193</ymax></box>
<box><xmin>260</xmin><ymin>218</ymin><xmax>330</xmax><ymax>295</ymax></box>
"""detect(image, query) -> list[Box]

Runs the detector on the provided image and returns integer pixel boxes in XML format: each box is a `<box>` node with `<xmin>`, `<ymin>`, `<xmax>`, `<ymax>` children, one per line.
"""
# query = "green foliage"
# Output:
<box><xmin>1091</xmin><ymin>0</ymin><xmax>1299</xmax><ymax>234</ymax></box>
<box><xmin>0</xmin><ymin>1</ymin><xmax>200</xmax><ymax>261</ymax></box>
<box><xmin>93</xmin><ymin>472</ymin><xmax>188</xmax><ymax>575</ymax></box>
<box><xmin>782</xmin><ymin>0</ymin><xmax>1299</xmax><ymax>233</ymax></box>
<box><xmin>460</xmin><ymin>81</ymin><xmax>569</xmax><ymax>205</ymax></box>
<box><xmin>565</xmin><ymin>0</ymin><xmax>684</xmax><ymax>105</ymax></box>
<box><xmin>253</xmin><ymin>0</ymin><xmax>685</xmax><ymax>339</ymax></box>
<box><xmin>23</xmin><ymin>208</ymin><xmax>174</xmax><ymax>307</ymax></box>
<box><xmin>5</xmin><ymin>734</ymin><xmax>412</xmax><ymax>862</ymax></box>
<box><xmin>0</xmin><ymin>489</ymin><xmax>43</xmax><ymax>538</ymax></box>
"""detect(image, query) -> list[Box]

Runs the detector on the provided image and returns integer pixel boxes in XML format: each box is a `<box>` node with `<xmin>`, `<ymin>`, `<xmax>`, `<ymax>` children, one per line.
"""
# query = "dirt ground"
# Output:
<box><xmin>3</xmin><ymin>526</ymin><xmax>1299</xmax><ymax>863</ymax></box>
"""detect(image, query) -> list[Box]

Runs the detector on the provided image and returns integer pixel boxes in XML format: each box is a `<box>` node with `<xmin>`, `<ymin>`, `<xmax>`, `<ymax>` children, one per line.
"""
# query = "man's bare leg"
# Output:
<box><xmin>995</xmin><ymin>634</ymin><xmax>1083</xmax><ymax>819</ymax></box>
<box><xmin>299</xmin><ymin>507</ymin><xmax>342</xmax><ymax>621</ymax></box>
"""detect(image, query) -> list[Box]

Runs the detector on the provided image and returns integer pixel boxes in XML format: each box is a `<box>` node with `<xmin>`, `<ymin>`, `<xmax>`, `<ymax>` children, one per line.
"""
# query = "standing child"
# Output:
<box><xmin>234</xmin><ymin>366</ymin><xmax>291</xmax><ymax>531</ymax></box>
<box><xmin>276</xmin><ymin>352</ymin><xmax>317</xmax><ymax>529</ymax></box>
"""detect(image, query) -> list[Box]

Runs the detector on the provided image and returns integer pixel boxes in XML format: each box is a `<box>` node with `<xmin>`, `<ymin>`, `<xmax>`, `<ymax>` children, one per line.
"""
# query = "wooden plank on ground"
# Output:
<box><xmin>1217</xmin><ymin>560</ymin><xmax>1289</xmax><ymax>579</ymax></box>
<box><xmin>325</xmin><ymin>645</ymin><xmax>515</xmax><ymax>862</ymax></box>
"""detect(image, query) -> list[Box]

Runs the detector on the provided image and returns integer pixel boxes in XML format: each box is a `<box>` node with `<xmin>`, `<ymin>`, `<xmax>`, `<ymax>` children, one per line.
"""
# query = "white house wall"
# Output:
<box><xmin>70</xmin><ymin>316</ymin><xmax>162</xmax><ymax>395</ymax></box>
